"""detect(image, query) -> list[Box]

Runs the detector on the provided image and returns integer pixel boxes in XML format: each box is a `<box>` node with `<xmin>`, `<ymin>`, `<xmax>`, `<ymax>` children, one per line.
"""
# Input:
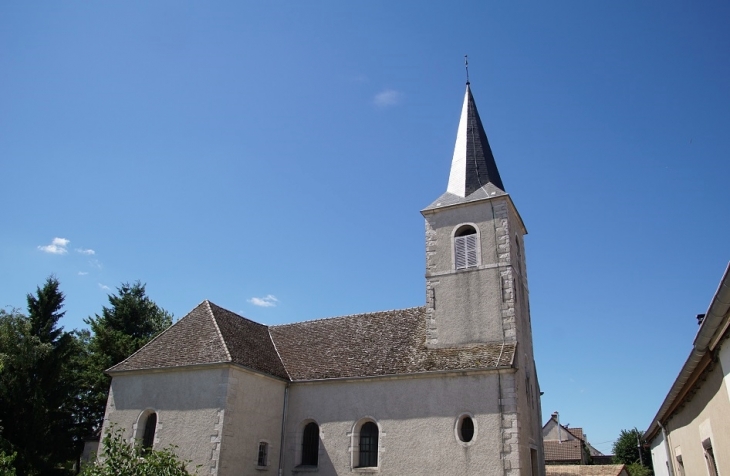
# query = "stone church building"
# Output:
<box><xmin>101</xmin><ymin>83</ymin><xmax>545</xmax><ymax>475</ymax></box>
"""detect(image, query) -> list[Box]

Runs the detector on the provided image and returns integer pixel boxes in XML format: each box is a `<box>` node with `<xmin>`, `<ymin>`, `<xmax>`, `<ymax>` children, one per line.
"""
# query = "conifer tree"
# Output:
<box><xmin>0</xmin><ymin>277</ymin><xmax>77</xmax><ymax>474</ymax></box>
<box><xmin>82</xmin><ymin>282</ymin><xmax>172</xmax><ymax>432</ymax></box>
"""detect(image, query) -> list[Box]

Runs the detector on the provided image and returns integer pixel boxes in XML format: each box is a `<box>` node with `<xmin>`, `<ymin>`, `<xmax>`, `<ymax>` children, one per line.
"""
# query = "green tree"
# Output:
<box><xmin>80</xmin><ymin>424</ymin><xmax>194</xmax><ymax>476</ymax></box>
<box><xmin>613</xmin><ymin>428</ymin><xmax>653</xmax><ymax>473</ymax></box>
<box><xmin>82</xmin><ymin>282</ymin><xmax>172</xmax><ymax>432</ymax></box>
<box><xmin>0</xmin><ymin>277</ymin><xmax>78</xmax><ymax>474</ymax></box>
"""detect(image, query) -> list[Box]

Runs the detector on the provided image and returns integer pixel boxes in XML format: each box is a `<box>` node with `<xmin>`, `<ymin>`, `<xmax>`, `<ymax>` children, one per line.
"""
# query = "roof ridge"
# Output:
<box><xmin>107</xmin><ymin>299</ymin><xmax>207</xmax><ymax>372</ymax></box>
<box><xmin>267</xmin><ymin>327</ymin><xmax>291</xmax><ymax>380</ymax></box>
<box><xmin>270</xmin><ymin>306</ymin><xmax>425</xmax><ymax>328</ymax></box>
<box><xmin>205</xmin><ymin>300</ymin><xmax>232</xmax><ymax>362</ymax></box>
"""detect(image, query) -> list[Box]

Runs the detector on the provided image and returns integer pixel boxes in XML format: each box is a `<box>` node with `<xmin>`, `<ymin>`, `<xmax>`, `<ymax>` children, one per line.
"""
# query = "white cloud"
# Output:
<box><xmin>38</xmin><ymin>237</ymin><xmax>70</xmax><ymax>254</ymax></box>
<box><xmin>89</xmin><ymin>259</ymin><xmax>103</xmax><ymax>270</ymax></box>
<box><xmin>374</xmin><ymin>89</ymin><xmax>401</xmax><ymax>108</ymax></box>
<box><xmin>98</xmin><ymin>283</ymin><xmax>111</xmax><ymax>291</ymax></box>
<box><xmin>248</xmin><ymin>295</ymin><xmax>278</xmax><ymax>308</ymax></box>
<box><xmin>76</xmin><ymin>248</ymin><xmax>95</xmax><ymax>255</ymax></box>
<box><xmin>78</xmin><ymin>271</ymin><xmax>89</xmax><ymax>276</ymax></box>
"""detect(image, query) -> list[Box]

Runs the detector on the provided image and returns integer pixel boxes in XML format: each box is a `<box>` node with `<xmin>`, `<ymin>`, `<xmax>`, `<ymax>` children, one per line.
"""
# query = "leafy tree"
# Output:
<box><xmin>80</xmin><ymin>424</ymin><xmax>194</xmax><ymax>476</ymax></box>
<box><xmin>82</xmin><ymin>282</ymin><xmax>172</xmax><ymax>432</ymax></box>
<box><xmin>613</xmin><ymin>428</ymin><xmax>653</xmax><ymax>473</ymax></box>
<box><xmin>0</xmin><ymin>277</ymin><xmax>78</xmax><ymax>474</ymax></box>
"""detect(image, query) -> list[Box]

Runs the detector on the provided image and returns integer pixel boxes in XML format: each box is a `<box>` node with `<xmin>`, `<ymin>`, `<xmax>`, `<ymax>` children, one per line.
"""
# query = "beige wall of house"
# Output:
<box><xmin>217</xmin><ymin>367</ymin><xmax>287</xmax><ymax>476</ymax></box>
<box><xmin>663</xmin><ymin>351</ymin><xmax>730</xmax><ymax>475</ymax></box>
<box><xmin>282</xmin><ymin>371</ymin><xmax>509</xmax><ymax>476</ymax></box>
<box><xmin>103</xmin><ymin>365</ymin><xmax>231</xmax><ymax>474</ymax></box>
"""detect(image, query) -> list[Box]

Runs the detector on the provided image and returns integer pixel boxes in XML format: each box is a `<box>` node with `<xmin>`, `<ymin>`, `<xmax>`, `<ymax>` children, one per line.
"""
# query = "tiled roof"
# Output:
<box><xmin>545</xmin><ymin>465</ymin><xmax>626</xmax><ymax>476</ymax></box>
<box><xmin>270</xmin><ymin>307</ymin><xmax>515</xmax><ymax>381</ymax></box>
<box><xmin>109</xmin><ymin>302</ymin><xmax>515</xmax><ymax>381</ymax></box>
<box><xmin>544</xmin><ymin>440</ymin><xmax>583</xmax><ymax>462</ymax></box>
<box><xmin>108</xmin><ymin>301</ymin><xmax>288</xmax><ymax>379</ymax></box>
<box><xmin>566</xmin><ymin>427</ymin><xmax>584</xmax><ymax>440</ymax></box>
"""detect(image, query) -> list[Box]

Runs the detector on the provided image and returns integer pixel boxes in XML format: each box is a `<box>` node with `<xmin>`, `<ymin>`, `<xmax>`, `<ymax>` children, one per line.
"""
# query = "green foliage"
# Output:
<box><xmin>81</xmin><ymin>425</ymin><xmax>194</xmax><ymax>476</ymax></box>
<box><xmin>0</xmin><ymin>451</ymin><xmax>16</xmax><ymax>476</ymax></box>
<box><xmin>625</xmin><ymin>462</ymin><xmax>653</xmax><ymax>476</ymax></box>
<box><xmin>82</xmin><ymin>282</ymin><xmax>172</xmax><ymax>431</ymax></box>
<box><xmin>613</xmin><ymin>428</ymin><xmax>653</xmax><ymax>472</ymax></box>
<box><xmin>0</xmin><ymin>277</ymin><xmax>80</xmax><ymax>474</ymax></box>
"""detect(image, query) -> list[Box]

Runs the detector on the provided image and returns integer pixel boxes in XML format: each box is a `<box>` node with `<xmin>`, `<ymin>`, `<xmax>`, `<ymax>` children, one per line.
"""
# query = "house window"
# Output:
<box><xmin>456</xmin><ymin>414</ymin><xmax>477</xmax><ymax>444</ymax></box>
<box><xmin>358</xmin><ymin>422</ymin><xmax>379</xmax><ymax>468</ymax></box>
<box><xmin>142</xmin><ymin>412</ymin><xmax>157</xmax><ymax>451</ymax></box>
<box><xmin>301</xmin><ymin>422</ymin><xmax>319</xmax><ymax>466</ymax></box>
<box><xmin>257</xmin><ymin>441</ymin><xmax>268</xmax><ymax>467</ymax></box>
<box><xmin>676</xmin><ymin>454</ymin><xmax>685</xmax><ymax>476</ymax></box>
<box><xmin>704</xmin><ymin>441</ymin><xmax>719</xmax><ymax>476</ymax></box>
<box><xmin>454</xmin><ymin>225</ymin><xmax>478</xmax><ymax>270</ymax></box>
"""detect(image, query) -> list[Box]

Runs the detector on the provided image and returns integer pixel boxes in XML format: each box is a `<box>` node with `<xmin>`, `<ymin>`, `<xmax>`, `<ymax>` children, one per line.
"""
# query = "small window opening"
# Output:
<box><xmin>142</xmin><ymin>412</ymin><xmax>157</xmax><ymax>451</ymax></box>
<box><xmin>704</xmin><ymin>443</ymin><xmax>719</xmax><ymax>476</ymax></box>
<box><xmin>257</xmin><ymin>441</ymin><xmax>268</xmax><ymax>467</ymax></box>
<box><xmin>458</xmin><ymin>416</ymin><xmax>474</xmax><ymax>442</ymax></box>
<box><xmin>454</xmin><ymin>225</ymin><xmax>478</xmax><ymax>270</ymax></box>
<box><xmin>358</xmin><ymin>422</ymin><xmax>379</xmax><ymax>468</ymax></box>
<box><xmin>301</xmin><ymin>422</ymin><xmax>319</xmax><ymax>467</ymax></box>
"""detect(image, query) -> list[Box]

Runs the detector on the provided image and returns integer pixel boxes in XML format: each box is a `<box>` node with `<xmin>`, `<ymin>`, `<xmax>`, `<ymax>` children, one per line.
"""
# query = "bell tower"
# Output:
<box><xmin>421</xmin><ymin>83</ymin><xmax>531</xmax><ymax>350</ymax></box>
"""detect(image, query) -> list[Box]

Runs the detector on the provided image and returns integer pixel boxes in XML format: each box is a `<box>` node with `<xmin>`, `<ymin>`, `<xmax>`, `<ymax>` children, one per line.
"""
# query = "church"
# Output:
<box><xmin>100</xmin><ymin>81</ymin><xmax>545</xmax><ymax>476</ymax></box>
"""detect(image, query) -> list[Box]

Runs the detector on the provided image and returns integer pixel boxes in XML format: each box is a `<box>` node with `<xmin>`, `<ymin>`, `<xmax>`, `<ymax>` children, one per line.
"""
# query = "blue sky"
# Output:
<box><xmin>2</xmin><ymin>1</ymin><xmax>729</xmax><ymax>454</ymax></box>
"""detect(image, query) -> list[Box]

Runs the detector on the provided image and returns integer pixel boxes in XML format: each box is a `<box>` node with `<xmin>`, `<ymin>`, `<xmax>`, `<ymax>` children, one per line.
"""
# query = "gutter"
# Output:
<box><xmin>644</xmin><ymin>262</ymin><xmax>730</xmax><ymax>441</ymax></box>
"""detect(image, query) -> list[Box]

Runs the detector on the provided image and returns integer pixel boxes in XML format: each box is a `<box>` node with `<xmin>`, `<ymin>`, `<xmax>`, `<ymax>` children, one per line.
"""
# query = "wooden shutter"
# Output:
<box><xmin>455</xmin><ymin>234</ymin><xmax>478</xmax><ymax>269</ymax></box>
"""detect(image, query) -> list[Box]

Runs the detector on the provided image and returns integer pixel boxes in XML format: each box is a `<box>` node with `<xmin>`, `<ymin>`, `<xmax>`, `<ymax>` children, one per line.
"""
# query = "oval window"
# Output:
<box><xmin>458</xmin><ymin>416</ymin><xmax>474</xmax><ymax>442</ymax></box>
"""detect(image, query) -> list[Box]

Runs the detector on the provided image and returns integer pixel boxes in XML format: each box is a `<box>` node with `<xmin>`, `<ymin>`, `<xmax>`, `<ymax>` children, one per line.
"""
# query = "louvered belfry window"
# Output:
<box><xmin>455</xmin><ymin>226</ymin><xmax>478</xmax><ymax>270</ymax></box>
<box><xmin>358</xmin><ymin>422</ymin><xmax>379</xmax><ymax>468</ymax></box>
<box><xmin>301</xmin><ymin>422</ymin><xmax>319</xmax><ymax>466</ymax></box>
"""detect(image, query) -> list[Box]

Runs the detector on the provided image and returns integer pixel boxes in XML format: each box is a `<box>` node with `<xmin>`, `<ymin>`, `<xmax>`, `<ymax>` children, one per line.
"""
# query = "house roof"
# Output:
<box><xmin>109</xmin><ymin>302</ymin><xmax>516</xmax><ymax>381</ymax></box>
<box><xmin>270</xmin><ymin>307</ymin><xmax>514</xmax><ymax>380</ymax></box>
<box><xmin>545</xmin><ymin>465</ymin><xmax>627</xmax><ymax>476</ymax></box>
<box><xmin>108</xmin><ymin>301</ymin><xmax>289</xmax><ymax>379</ymax></box>
<box><xmin>566</xmin><ymin>427</ymin><xmax>584</xmax><ymax>440</ymax></box>
<box><xmin>644</xmin><ymin>262</ymin><xmax>730</xmax><ymax>441</ymax></box>
<box><xmin>544</xmin><ymin>440</ymin><xmax>584</xmax><ymax>462</ymax></box>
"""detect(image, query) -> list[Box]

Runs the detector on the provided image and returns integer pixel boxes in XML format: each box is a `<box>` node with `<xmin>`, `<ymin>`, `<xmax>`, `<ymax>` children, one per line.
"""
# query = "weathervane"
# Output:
<box><xmin>465</xmin><ymin>55</ymin><xmax>470</xmax><ymax>85</ymax></box>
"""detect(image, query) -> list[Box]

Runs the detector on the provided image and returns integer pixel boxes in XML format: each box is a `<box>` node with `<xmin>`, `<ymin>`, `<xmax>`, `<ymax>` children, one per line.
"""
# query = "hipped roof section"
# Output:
<box><xmin>109</xmin><ymin>301</ymin><xmax>516</xmax><ymax>381</ymax></box>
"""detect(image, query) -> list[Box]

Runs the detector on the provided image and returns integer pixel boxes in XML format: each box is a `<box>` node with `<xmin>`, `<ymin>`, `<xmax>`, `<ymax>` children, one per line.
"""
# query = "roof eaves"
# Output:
<box><xmin>645</xmin><ymin>262</ymin><xmax>730</xmax><ymax>440</ymax></box>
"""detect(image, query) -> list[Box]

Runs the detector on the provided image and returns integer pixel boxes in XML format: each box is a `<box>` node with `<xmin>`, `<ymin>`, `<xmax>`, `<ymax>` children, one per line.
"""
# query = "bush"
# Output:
<box><xmin>81</xmin><ymin>425</ymin><xmax>195</xmax><ymax>476</ymax></box>
<box><xmin>625</xmin><ymin>462</ymin><xmax>653</xmax><ymax>476</ymax></box>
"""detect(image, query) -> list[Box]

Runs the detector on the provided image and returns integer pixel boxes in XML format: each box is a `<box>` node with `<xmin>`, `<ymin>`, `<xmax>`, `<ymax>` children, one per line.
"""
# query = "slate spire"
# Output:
<box><xmin>446</xmin><ymin>84</ymin><xmax>505</xmax><ymax>197</ymax></box>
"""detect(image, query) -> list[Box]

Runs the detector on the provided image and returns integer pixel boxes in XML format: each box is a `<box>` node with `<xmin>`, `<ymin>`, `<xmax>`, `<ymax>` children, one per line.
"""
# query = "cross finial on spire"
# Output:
<box><xmin>464</xmin><ymin>55</ymin><xmax>470</xmax><ymax>85</ymax></box>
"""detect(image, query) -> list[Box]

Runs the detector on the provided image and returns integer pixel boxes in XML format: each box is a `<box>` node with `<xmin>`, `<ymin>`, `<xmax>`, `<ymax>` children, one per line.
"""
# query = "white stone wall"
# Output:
<box><xmin>103</xmin><ymin>366</ymin><xmax>231</xmax><ymax>474</ymax></box>
<box><xmin>282</xmin><ymin>371</ymin><xmax>505</xmax><ymax>475</ymax></box>
<box><xmin>217</xmin><ymin>367</ymin><xmax>287</xmax><ymax>476</ymax></box>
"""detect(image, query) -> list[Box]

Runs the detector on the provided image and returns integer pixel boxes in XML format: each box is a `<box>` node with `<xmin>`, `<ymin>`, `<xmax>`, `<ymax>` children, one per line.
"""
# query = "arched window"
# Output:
<box><xmin>142</xmin><ymin>412</ymin><xmax>157</xmax><ymax>450</ymax></box>
<box><xmin>358</xmin><ymin>422</ymin><xmax>379</xmax><ymax>468</ymax></box>
<box><xmin>301</xmin><ymin>422</ymin><xmax>319</xmax><ymax>467</ymax></box>
<box><xmin>454</xmin><ymin>225</ymin><xmax>478</xmax><ymax>270</ymax></box>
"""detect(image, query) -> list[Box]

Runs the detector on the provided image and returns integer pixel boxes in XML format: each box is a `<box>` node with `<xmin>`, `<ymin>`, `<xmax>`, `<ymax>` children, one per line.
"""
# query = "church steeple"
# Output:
<box><xmin>445</xmin><ymin>84</ymin><xmax>504</xmax><ymax>197</ymax></box>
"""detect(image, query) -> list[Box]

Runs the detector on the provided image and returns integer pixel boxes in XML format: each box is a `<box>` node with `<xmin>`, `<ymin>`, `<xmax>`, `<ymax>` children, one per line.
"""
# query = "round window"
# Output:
<box><xmin>458</xmin><ymin>415</ymin><xmax>475</xmax><ymax>442</ymax></box>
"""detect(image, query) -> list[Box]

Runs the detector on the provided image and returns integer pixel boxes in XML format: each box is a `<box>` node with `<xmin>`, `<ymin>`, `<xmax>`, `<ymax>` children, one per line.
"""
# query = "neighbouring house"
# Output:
<box><xmin>645</xmin><ymin>263</ymin><xmax>730</xmax><ymax>476</ymax></box>
<box><xmin>99</xmin><ymin>82</ymin><xmax>545</xmax><ymax>475</ymax></box>
<box><xmin>543</xmin><ymin>412</ymin><xmax>607</xmax><ymax>465</ymax></box>
<box><xmin>545</xmin><ymin>465</ymin><xmax>628</xmax><ymax>476</ymax></box>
